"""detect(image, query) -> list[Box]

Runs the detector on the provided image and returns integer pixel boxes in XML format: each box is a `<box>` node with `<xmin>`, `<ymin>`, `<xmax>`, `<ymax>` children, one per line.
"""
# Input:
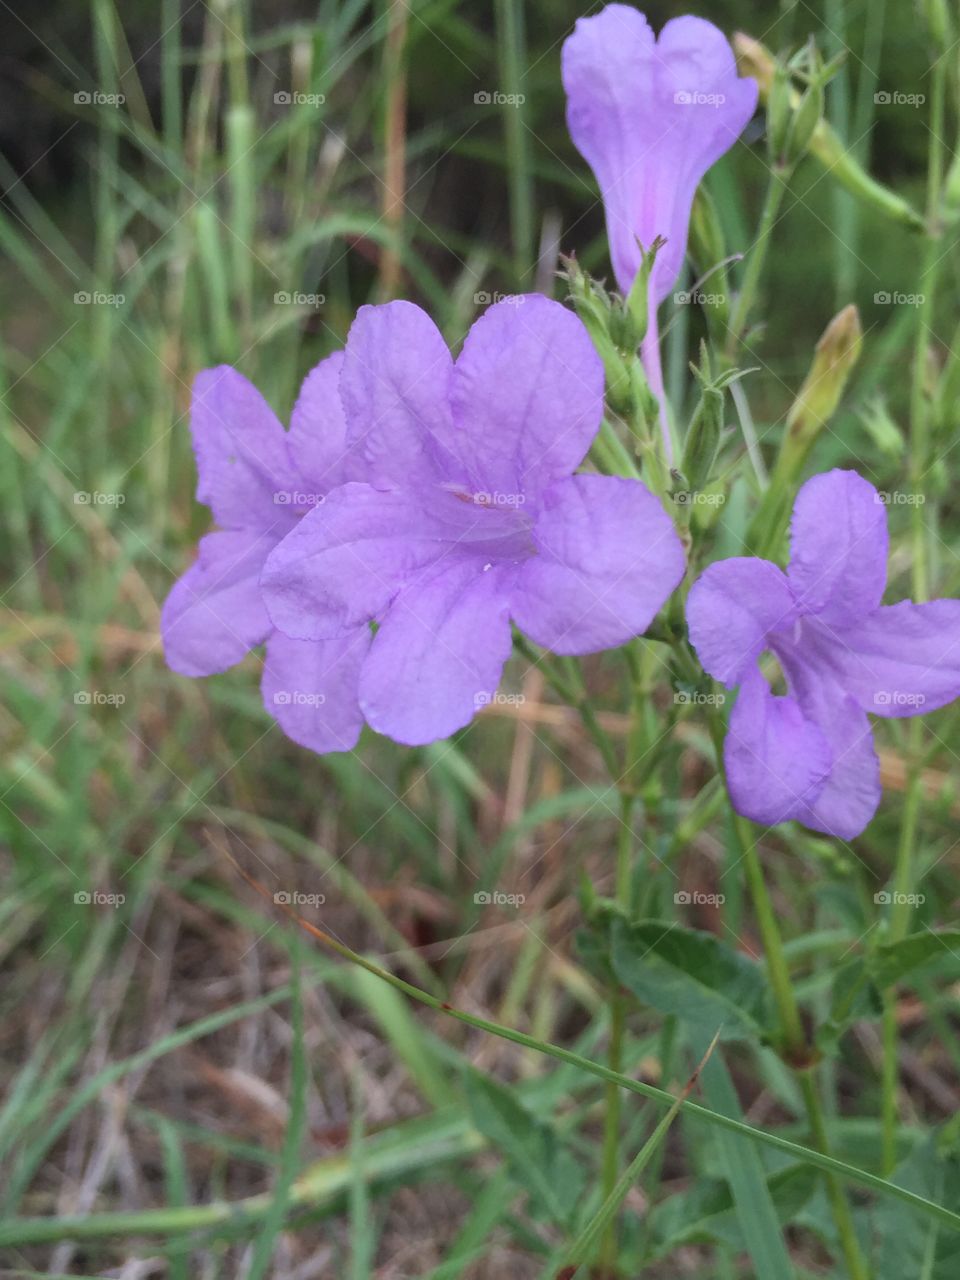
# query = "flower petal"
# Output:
<box><xmin>287</xmin><ymin>350</ymin><xmax>355</xmax><ymax>494</ymax></box>
<box><xmin>190</xmin><ymin>366</ymin><xmax>298</xmax><ymax>529</ymax></box>
<box><xmin>777</xmin><ymin>649</ymin><xmax>881</xmax><ymax>839</ymax></box>
<box><xmin>686</xmin><ymin>557</ymin><xmax>797</xmax><ymax>686</ymax></box>
<box><xmin>262</xmin><ymin>627</ymin><xmax>371</xmax><ymax>754</ymax></box>
<box><xmin>339</xmin><ymin>301</ymin><xmax>460</xmax><ymax>488</ymax></box>
<box><xmin>261</xmin><ymin>482</ymin><xmax>504</xmax><ymax>641</ymax></box>
<box><xmin>510</xmin><ymin>474</ymin><xmax>685</xmax><ymax>655</ymax></box>
<box><xmin>562</xmin><ymin>4</ymin><xmax>757</xmax><ymax>298</ymax></box>
<box><xmin>787</xmin><ymin>469</ymin><xmax>888</xmax><ymax>625</ymax></box>
<box><xmin>805</xmin><ymin>599</ymin><xmax>960</xmax><ymax>718</ymax></box>
<box><xmin>359</xmin><ymin>561</ymin><xmax>514</xmax><ymax>746</ymax></box>
<box><xmin>724</xmin><ymin>668</ymin><xmax>832</xmax><ymax>828</ymax></box>
<box><xmin>162</xmin><ymin>530</ymin><xmax>275</xmax><ymax>676</ymax></box>
<box><xmin>450</xmin><ymin>295</ymin><xmax>604</xmax><ymax>499</ymax></box>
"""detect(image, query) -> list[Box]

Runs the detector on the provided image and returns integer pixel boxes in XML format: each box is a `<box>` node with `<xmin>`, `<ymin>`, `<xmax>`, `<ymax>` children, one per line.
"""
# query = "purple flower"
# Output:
<box><xmin>161</xmin><ymin>356</ymin><xmax>371</xmax><ymax>753</ymax></box>
<box><xmin>261</xmin><ymin>295</ymin><xmax>686</xmax><ymax>747</ymax></box>
<box><xmin>687</xmin><ymin>470</ymin><xmax>960</xmax><ymax>839</ymax></box>
<box><xmin>562</xmin><ymin>5</ymin><xmax>757</xmax><ymax>424</ymax></box>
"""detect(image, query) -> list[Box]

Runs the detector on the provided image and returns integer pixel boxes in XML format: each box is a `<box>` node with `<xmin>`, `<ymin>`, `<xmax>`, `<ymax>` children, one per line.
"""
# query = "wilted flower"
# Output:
<box><xmin>262</xmin><ymin>296</ymin><xmax>686</xmax><ymax>747</ymax></box>
<box><xmin>562</xmin><ymin>5</ymin><xmax>757</xmax><ymax>422</ymax></box>
<box><xmin>161</xmin><ymin>357</ymin><xmax>371</xmax><ymax>753</ymax></box>
<box><xmin>687</xmin><ymin>469</ymin><xmax>960</xmax><ymax>838</ymax></box>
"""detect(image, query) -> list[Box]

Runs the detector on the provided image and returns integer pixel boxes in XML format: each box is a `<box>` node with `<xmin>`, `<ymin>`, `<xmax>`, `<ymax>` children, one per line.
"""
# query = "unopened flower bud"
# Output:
<box><xmin>682</xmin><ymin>347</ymin><xmax>725</xmax><ymax>494</ymax></box>
<box><xmin>783</xmin><ymin>75</ymin><xmax>824</xmax><ymax>167</ymax></box>
<box><xmin>750</xmin><ymin>307</ymin><xmax>863</xmax><ymax>555</ymax></box>
<box><xmin>624</xmin><ymin>235</ymin><xmax>666</xmax><ymax>349</ymax></box>
<box><xmin>784</xmin><ymin>303</ymin><xmax>862</xmax><ymax>455</ymax></box>
<box><xmin>563</xmin><ymin>256</ymin><xmax>633</xmax><ymax>414</ymax></box>
<box><xmin>766</xmin><ymin>61</ymin><xmax>793</xmax><ymax>163</ymax></box>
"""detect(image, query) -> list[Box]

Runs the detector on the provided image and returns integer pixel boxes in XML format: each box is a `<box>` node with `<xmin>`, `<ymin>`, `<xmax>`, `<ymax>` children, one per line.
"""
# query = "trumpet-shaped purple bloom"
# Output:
<box><xmin>687</xmin><ymin>470</ymin><xmax>960</xmax><ymax>839</ymax></box>
<box><xmin>161</xmin><ymin>357</ymin><xmax>371</xmax><ymax>753</ymax></box>
<box><xmin>562</xmin><ymin>5</ymin><xmax>757</xmax><ymax>424</ymax></box>
<box><xmin>262</xmin><ymin>295</ymin><xmax>686</xmax><ymax>747</ymax></box>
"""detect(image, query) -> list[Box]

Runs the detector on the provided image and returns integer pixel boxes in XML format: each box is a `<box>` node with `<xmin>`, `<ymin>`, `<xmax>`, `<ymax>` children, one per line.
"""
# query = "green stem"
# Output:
<box><xmin>725</xmin><ymin>167</ymin><xmax>791</xmax><ymax>359</ymax></box>
<box><xmin>737</xmin><ymin>821</ymin><xmax>805</xmax><ymax>1056</ymax></box>
<box><xmin>800</xmin><ymin>1073</ymin><xmax>869</xmax><ymax>1280</ymax></box>
<box><xmin>715</xmin><ymin>711</ymin><xmax>870</xmax><ymax>1279</ymax></box>
<box><xmin>599</xmin><ymin>794</ymin><xmax>636</xmax><ymax>1272</ymax></box>
<box><xmin>881</xmin><ymin>47</ymin><xmax>947</xmax><ymax>1179</ymax></box>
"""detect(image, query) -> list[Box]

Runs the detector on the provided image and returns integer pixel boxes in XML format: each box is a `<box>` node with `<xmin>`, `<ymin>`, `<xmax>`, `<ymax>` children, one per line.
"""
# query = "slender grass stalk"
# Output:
<box><xmin>725</xmin><ymin>166</ymin><xmax>790</xmax><ymax>358</ymax></box>
<box><xmin>598</xmin><ymin>791</ymin><xmax>636</xmax><ymax>1273</ymax></box>
<box><xmin>881</xmin><ymin>46</ymin><xmax>948</xmax><ymax>1178</ymax></box>
<box><xmin>494</xmin><ymin>0</ymin><xmax>534</xmax><ymax>284</ymax></box>
<box><xmin>740</xmin><ymin>824</ymin><xmax>869</xmax><ymax>1280</ymax></box>
<box><xmin>574</xmin><ymin>1033</ymin><xmax>720</xmax><ymax>1270</ymax></box>
<box><xmin>379</xmin><ymin>0</ymin><xmax>409</xmax><ymax>299</ymax></box>
<box><xmin>710</xmin><ymin>698</ymin><xmax>870</xmax><ymax>1280</ymax></box>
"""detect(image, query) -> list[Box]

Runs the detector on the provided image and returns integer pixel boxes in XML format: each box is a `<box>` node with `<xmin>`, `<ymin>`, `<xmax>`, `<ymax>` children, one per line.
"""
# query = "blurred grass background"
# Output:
<box><xmin>2</xmin><ymin>0</ymin><xmax>959</xmax><ymax>1276</ymax></box>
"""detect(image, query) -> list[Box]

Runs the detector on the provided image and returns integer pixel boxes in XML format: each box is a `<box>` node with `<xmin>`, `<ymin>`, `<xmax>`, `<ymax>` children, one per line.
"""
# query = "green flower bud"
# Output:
<box><xmin>623</xmin><ymin>234</ymin><xmax>666</xmax><ymax>350</ymax></box>
<box><xmin>766</xmin><ymin>60</ymin><xmax>793</xmax><ymax>163</ymax></box>
<box><xmin>784</xmin><ymin>303</ymin><xmax>862</xmax><ymax>456</ymax></box>
<box><xmin>563</xmin><ymin>256</ymin><xmax>633</xmax><ymax>414</ymax></box>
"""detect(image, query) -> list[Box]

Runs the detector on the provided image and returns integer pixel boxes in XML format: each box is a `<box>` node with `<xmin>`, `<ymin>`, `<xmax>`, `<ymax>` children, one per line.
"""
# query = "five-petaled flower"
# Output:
<box><xmin>261</xmin><ymin>295</ymin><xmax>686</xmax><ymax>747</ymax></box>
<box><xmin>161</xmin><ymin>355</ymin><xmax>372</xmax><ymax>753</ymax></box>
<box><xmin>687</xmin><ymin>470</ymin><xmax>960</xmax><ymax>839</ymax></box>
<box><xmin>562</xmin><ymin>4</ymin><xmax>757</xmax><ymax>435</ymax></box>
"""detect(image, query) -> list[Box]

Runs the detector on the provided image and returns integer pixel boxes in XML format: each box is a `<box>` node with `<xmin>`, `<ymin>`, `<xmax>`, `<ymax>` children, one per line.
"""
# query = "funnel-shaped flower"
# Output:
<box><xmin>161</xmin><ymin>357</ymin><xmax>371</xmax><ymax>753</ymax></box>
<box><xmin>687</xmin><ymin>470</ymin><xmax>960</xmax><ymax>839</ymax></box>
<box><xmin>262</xmin><ymin>296</ymin><xmax>686</xmax><ymax>747</ymax></box>
<box><xmin>562</xmin><ymin>5</ymin><xmax>757</xmax><ymax>428</ymax></box>
<box><xmin>563</xmin><ymin>5</ymin><xmax>757</xmax><ymax>302</ymax></box>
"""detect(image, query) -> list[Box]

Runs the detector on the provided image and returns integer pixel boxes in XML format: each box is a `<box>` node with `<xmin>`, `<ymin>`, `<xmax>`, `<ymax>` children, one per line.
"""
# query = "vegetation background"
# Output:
<box><xmin>1</xmin><ymin>0</ymin><xmax>958</xmax><ymax>1276</ymax></box>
